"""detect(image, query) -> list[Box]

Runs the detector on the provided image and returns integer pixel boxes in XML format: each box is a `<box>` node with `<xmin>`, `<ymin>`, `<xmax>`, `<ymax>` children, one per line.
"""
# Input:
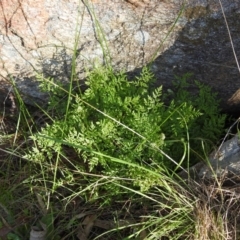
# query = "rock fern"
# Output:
<box><xmin>26</xmin><ymin>66</ymin><xmax>226</xmax><ymax>195</ymax></box>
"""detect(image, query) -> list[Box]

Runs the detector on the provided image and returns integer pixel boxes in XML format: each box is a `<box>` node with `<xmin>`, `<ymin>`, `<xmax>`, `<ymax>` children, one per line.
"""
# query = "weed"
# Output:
<box><xmin>24</xmin><ymin>65</ymin><xmax>226</xmax><ymax>199</ymax></box>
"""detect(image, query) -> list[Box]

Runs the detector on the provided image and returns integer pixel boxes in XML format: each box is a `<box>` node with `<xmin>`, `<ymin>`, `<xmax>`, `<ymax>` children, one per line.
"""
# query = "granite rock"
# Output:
<box><xmin>0</xmin><ymin>0</ymin><xmax>239</xmax><ymax>111</ymax></box>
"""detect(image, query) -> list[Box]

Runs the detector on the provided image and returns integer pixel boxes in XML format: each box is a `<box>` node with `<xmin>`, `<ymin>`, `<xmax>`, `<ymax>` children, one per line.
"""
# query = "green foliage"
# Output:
<box><xmin>6</xmin><ymin>233</ymin><xmax>21</xmax><ymax>240</ymax></box>
<box><xmin>170</xmin><ymin>73</ymin><xmax>226</xmax><ymax>161</ymax></box>
<box><xmin>25</xmin><ymin>66</ymin><xmax>226</xmax><ymax>196</ymax></box>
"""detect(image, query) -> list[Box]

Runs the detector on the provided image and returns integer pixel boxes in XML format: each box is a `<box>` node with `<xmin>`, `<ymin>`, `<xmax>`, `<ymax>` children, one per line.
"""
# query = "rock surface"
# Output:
<box><xmin>199</xmin><ymin>133</ymin><xmax>240</xmax><ymax>179</ymax></box>
<box><xmin>178</xmin><ymin>132</ymin><xmax>240</xmax><ymax>181</ymax></box>
<box><xmin>0</xmin><ymin>0</ymin><xmax>239</xmax><ymax>111</ymax></box>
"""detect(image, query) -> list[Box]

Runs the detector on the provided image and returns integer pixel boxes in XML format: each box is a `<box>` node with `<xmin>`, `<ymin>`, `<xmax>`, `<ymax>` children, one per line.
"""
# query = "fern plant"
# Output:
<box><xmin>25</xmin><ymin>66</ymin><xmax>226</xmax><ymax>196</ymax></box>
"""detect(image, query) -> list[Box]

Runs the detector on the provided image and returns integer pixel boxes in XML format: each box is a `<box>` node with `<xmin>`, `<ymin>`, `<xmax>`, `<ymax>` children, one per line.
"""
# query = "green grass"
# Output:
<box><xmin>0</xmin><ymin>64</ymin><xmax>230</xmax><ymax>239</ymax></box>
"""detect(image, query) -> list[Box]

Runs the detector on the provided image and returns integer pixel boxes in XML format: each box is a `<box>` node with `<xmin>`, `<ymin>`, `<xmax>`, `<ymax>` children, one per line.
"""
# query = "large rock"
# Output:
<box><xmin>0</xmin><ymin>0</ymin><xmax>240</xmax><ymax>112</ymax></box>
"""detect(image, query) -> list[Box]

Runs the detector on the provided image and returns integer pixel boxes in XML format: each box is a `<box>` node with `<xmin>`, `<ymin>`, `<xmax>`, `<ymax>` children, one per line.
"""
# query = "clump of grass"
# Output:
<box><xmin>0</xmin><ymin>51</ymin><xmax>235</xmax><ymax>240</ymax></box>
<box><xmin>5</xmin><ymin>64</ymin><xmax>222</xmax><ymax>238</ymax></box>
